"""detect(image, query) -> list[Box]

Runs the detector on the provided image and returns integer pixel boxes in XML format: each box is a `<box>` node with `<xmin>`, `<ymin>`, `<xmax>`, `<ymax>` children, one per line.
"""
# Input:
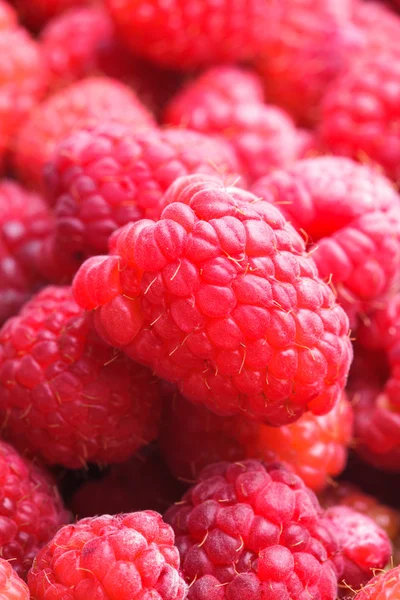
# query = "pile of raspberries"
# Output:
<box><xmin>3</xmin><ymin>0</ymin><xmax>400</xmax><ymax>599</ymax></box>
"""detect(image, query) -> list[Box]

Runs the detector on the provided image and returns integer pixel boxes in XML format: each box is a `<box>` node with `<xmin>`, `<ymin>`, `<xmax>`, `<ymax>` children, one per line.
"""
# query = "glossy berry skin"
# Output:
<box><xmin>0</xmin><ymin>180</ymin><xmax>53</xmax><ymax>324</ymax></box>
<box><xmin>11</xmin><ymin>0</ymin><xmax>87</xmax><ymax>30</ymax></box>
<box><xmin>28</xmin><ymin>511</ymin><xmax>187</xmax><ymax>600</ymax></box>
<box><xmin>252</xmin><ymin>157</ymin><xmax>400</xmax><ymax>325</ymax></box>
<box><xmin>0</xmin><ymin>286</ymin><xmax>161</xmax><ymax>469</ymax></box>
<box><xmin>164</xmin><ymin>67</ymin><xmax>300</xmax><ymax>183</ymax></box>
<box><xmin>325</xmin><ymin>506</ymin><xmax>391</xmax><ymax>592</ymax></box>
<box><xmin>106</xmin><ymin>0</ymin><xmax>272</xmax><ymax>70</ymax></box>
<box><xmin>0</xmin><ymin>440</ymin><xmax>68</xmax><ymax>579</ymax></box>
<box><xmin>355</xmin><ymin>566</ymin><xmax>400</xmax><ymax>599</ymax></box>
<box><xmin>166</xmin><ymin>460</ymin><xmax>341</xmax><ymax>600</ymax></box>
<box><xmin>0</xmin><ymin>557</ymin><xmax>29</xmax><ymax>599</ymax></box>
<box><xmin>14</xmin><ymin>77</ymin><xmax>155</xmax><ymax>190</ymax></box>
<box><xmin>160</xmin><ymin>391</ymin><xmax>353</xmax><ymax>492</ymax></box>
<box><xmin>74</xmin><ymin>174</ymin><xmax>352</xmax><ymax>426</ymax></box>
<box><xmin>46</xmin><ymin>123</ymin><xmax>240</xmax><ymax>261</ymax></box>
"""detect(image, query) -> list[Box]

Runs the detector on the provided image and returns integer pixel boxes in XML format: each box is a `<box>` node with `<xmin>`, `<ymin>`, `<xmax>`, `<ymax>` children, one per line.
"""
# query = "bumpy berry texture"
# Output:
<box><xmin>164</xmin><ymin>67</ymin><xmax>301</xmax><ymax>183</ymax></box>
<box><xmin>0</xmin><ymin>439</ymin><xmax>68</xmax><ymax>578</ymax></box>
<box><xmin>11</xmin><ymin>0</ymin><xmax>87</xmax><ymax>30</ymax></box>
<box><xmin>45</xmin><ymin>123</ymin><xmax>240</xmax><ymax>262</ymax></box>
<box><xmin>14</xmin><ymin>76</ymin><xmax>155</xmax><ymax>190</ymax></box>
<box><xmin>352</xmin><ymin>1</ymin><xmax>400</xmax><ymax>55</ymax></box>
<box><xmin>325</xmin><ymin>506</ymin><xmax>391</xmax><ymax>592</ymax></box>
<box><xmin>106</xmin><ymin>0</ymin><xmax>272</xmax><ymax>70</ymax></box>
<box><xmin>0</xmin><ymin>557</ymin><xmax>29</xmax><ymax>599</ymax></box>
<box><xmin>28</xmin><ymin>511</ymin><xmax>187</xmax><ymax>600</ymax></box>
<box><xmin>160</xmin><ymin>391</ymin><xmax>353</xmax><ymax>492</ymax></box>
<box><xmin>166</xmin><ymin>460</ymin><xmax>342</xmax><ymax>600</ymax></box>
<box><xmin>354</xmin><ymin>566</ymin><xmax>400</xmax><ymax>599</ymax></box>
<box><xmin>0</xmin><ymin>25</ymin><xmax>48</xmax><ymax>172</ymax></box>
<box><xmin>0</xmin><ymin>180</ymin><xmax>53</xmax><ymax>324</ymax></box>
<box><xmin>251</xmin><ymin>157</ymin><xmax>400</xmax><ymax>325</ymax></box>
<box><xmin>0</xmin><ymin>286</ymin><xmax>161</xmax><ymax>469</ymax></box>
<box><xmin>74</xmin><ymin>174</ymin><xmax>352</xmax><ymax>425</ymax></box>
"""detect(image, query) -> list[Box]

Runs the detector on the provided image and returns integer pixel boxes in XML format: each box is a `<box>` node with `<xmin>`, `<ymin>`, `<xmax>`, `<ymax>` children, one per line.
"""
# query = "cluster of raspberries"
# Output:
<box><xmin>2</xmin><ymin>1</ymin><xmax>400</xmax><ymax>600</ymax></box>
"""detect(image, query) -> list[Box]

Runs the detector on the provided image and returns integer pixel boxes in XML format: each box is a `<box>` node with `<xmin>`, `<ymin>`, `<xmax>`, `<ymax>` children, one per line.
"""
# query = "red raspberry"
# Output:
<box><xmin>251</xmin><ymin>157</ymin><xmax>400</xmax><ymax>326</ymax></box>
<box><xmin>0</xmin><ymin>439</ymin><xmax>68</xmax><ymax>578</ymax></box>
<box><xmin>0</xmin><ymin>557</ymin><xmax>29</xmax><ymax>599</ymax></box>
<box><xmin>164</xmin><ymin>67</ymin><xmax>301</xmax><ymax>183</ymax></box>
<box><xmin>352</xmin><ymin>1</ymin><xmax>400</xmax><ymax>54</ymax></box>
<box><xmin>28</xmin><ymin>511</ymin><xmax>187</xmax><ymax>600</ymax></box>
<box><xmin>11</xmin><ymin>0</ymin><xmax>87</xmax><ymax>30</ymax></box>
<box><xmin>0</xmin><ymin>25</ymin><xmax>48</xmax><ymax>172</ymax></box>
<box><xmin>0</xmin><ymin>285</ymin><xmax>161</xmax><ymax>469</ymax></box>
<box><xmin>354</xmin><ymin>566</ymin><xmax>400</xmax><ymax>599</ymax></box>
<box><xmin>73</xmin><ymin>174</ymin><xmax>352</xmax><ymax>425</ymax></box>
<box><xmin>160</xmin><ymin>391</ymin><xmax>353</xmax><ymax>492</ymax></box>
<box><xmin>166</xmin><ymin>460</ymin><xmax>342</xmax><ymax>600</ymax></box>
<box><xmin>325</xmin><ymin>506</ymin><xmax>391</xmax><ymax>593</ymax></box>
<box><xmin>0</xmin><ymin>180</ymin><xmax>53</xmax><ymax>324</ymax></box>
<box><xmin>0</xmin><ymin>0</ymin><xmax>17</xmax><ymax>30</ymax></box>
<box><xmin>45</xmin><ymin>123</ymin><xmax>241</xmax><ymax>262</ymax></box>
<box><xmin>13</xmin><ymin>76</ymin><xmax>155</xmax><ymax>190</ymax></box>
<box><xmin>106</xmin><ymin>0</ymin><xmax>272</xmax><ymax>70</ymax></box>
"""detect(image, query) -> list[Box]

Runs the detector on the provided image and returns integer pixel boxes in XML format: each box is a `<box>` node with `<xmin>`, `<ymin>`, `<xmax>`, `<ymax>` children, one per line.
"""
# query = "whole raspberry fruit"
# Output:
<box><xmin>251</xmin><ymin>157</ymin><xmax>400</xmax><ymax>325</ymax></box>
<box><xmin>160</xmin><ymin>391</ymin><xmax>353</xmax><ymax>492</ymax></box>
<box><xmin>106</xmin><ymin>0</ymin><xmax>272</xmax><ymax>70</ymax></box>
<box><xmin>11</xmin><ymin>0</ymin><xmax>87</xmax><ymax>30</ymax></box>
<box><xmin>0</xmin><ymin>180</ymin><xmax>53</xmax><ymax>324</ymax></box>
<box><xmin>354</xmin><ymin>566</ymin><xmax>400</xmax><ymax>599</ymax></box>
<box><xmin>0</xmin><ymin>285</ymin><xmax>161</xmax><ymax>469</ymax></box>
<box><xmin>164</xmin><ymin>67</ymin><xmax>301</xmax><ymax>182</ymax></box>
<box><xmin>73</xmin><ymin>174</ymin><xmax>352</xmax><ymax>425</ymax></box>
<box><xmin>0</xmin><ymin>557</ymin><xmax>29</xmax><ymax>599</ymax></box>
<box><xmin>14</xmin><ymin>76</ymin><xmax>155</xmax><ymax>190</ymax></box>
<box><xmin>45</xmin><ymin>123</ymin><xmax>241</xmax><ymax>262</ymax></box>
<box><xmin>28</xmin><ymin>511</ymin><xmax>187</xmax><ymax>600</ymax></box>
<box><xmin>166</xmin><ymin>460</ymin><xmax>341</xmax><ymax>600</ymax></box>
<box><xmin>0</xmin><ymin>439</ymin><xmax>68</xmax><ymax>578</ymax></box>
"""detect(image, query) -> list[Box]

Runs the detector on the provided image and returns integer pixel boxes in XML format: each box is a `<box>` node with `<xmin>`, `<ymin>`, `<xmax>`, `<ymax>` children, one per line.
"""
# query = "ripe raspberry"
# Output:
<box><xmin>354</xmin><ymin>566</ymin><xmax>400</xmax><ymax>599</ymax></box>
<box><xmin>0</xmin><ymin>285</ymin><xmax>161</xmax><ymax>469</ymax></box>
<box><xmin>166</xmin><ymin>460</ymin><xmax>341</xmax><ymax>600</ymax></box>
<box><xmin>164</xmin><ymin>67</ymin><xmax>301</xmax><ymax>183</ymax></box>
<box><xmin>160</xmin><ymin>391</ymin><xmax>353</xmax><ymax>492</ymax></box>
<box><xmin>45</xmin><ymin>123</ymin><xmax>241</xmax><ymax>262</ymax></box>
<box><xmin>352</xmin><ymin>1</ymin><xmax>400</xmax><ymax>54</ymax></box>
<box><xmin>106</xmin><ymin>0</ymin><xmax>272</xmax><ymax>70</ymax></box>
<box><xmin>325</xmin><ymin>506</ymin><xmax>391</xmax><ymax>592</ymax></box>
<box><xmin>0</xmin><ymin>557</ymin><xmax>29</xmax><ymax>599</ymax></box>
<box><xmin>11</xmin><ymin>0</ymin><xmax>87</xmax><ymax>30</ymax></box>
<box><xmin>0</xmin><ymin>180</ymin><xmax>53</xmax><ymax>324</ymax></box>
<box><xmin>28</xmin><ymin>511</ymin><xmax>187</xmax><ymax>600</ymax></box>
<box><xmin>251</xmin><ymin>157</ymin><xmax>400</xmax><ymax>325</ymax></box>
<box><xmin>73</xmin><ymin>174</ymin><xmax>352</xmax><ymax>425</ymax></box>
<box><xmin>0</xmin><ymin>439</ymin><xmax>68</xmax><ymax>578</ymax></box>
<box><xmin>0</xmin><ymin>0</ymin><xmax>17</xmax><ymax>30</ymax></box>
<box><xmin>14</xmin><ymin>76</ymin><xmax>155</xmax><ymax>190</ymax></box>
<box><xmin>0</xmin><ymin>25</ymin><xmax>48</xmax><ymax>172</ymax></box>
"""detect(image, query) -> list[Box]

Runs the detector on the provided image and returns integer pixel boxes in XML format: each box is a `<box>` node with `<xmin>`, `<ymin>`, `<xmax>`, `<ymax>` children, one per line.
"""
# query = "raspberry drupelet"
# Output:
<box><xmin>13</xmin><ymin>76</ymin><xmax>155</xmax><ymax>190</ymax></box>
<box><xmin>28</xmin><ymin>511</ymin><xmax>187</xmax><ymax>600</ymax></box>
<box><xmin>0</xmin><ymin>285</ymin><xmax>161</xmax><ymax>469</ymax></box>
<box><xmin>251</xmin><ymin>156</ymin><xmax>400</xmax><ymax>326</ymax></box>
<box><xmin>354</xmin><ymin>566</ymin><xmax>400</xmax><ymax>599</ymax></box>
<box><xmin>0</xmin><ymin>439</ymin><xmax>69</xmax><ymax>579</ymax></box>
<box><xmin>0</xmin><ymin>557</ymin><xmax>29</xmax><ymax>599</ymax></box>
<box><xmin>160</xmin><ymin>391</ymin><xmax>353</xmax><ymax>492</ymax></box>
<box><xmin>73</xmin><ymin>174</ymin><xmax>353</xmax><ymax>426</ymax></box>
<box><xmin>0</xmin><ymin>0</ymin><xmax>17</xmax><ymax>30</ymax></box>
<box><xmin>165</xmin><ymin>460</ymin><xmax>342</xmax><ymax>600</ymax></box>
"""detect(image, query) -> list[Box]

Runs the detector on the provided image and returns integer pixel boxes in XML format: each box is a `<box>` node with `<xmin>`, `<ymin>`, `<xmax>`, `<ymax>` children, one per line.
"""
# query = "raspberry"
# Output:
<box><xmin>0</xmin><ymin>180</ymin><xmax>53</xmax><ymax>324</ymax></box>
<box><xmin>45</xmin><ymin>123</ymin><xmax>241</xmax><ymax>262</ymax></box>
<box><xmin>319</xmin><ymin>47</ymin><xmax>400</xmax><ymax>183</ymax></box>
<box><xmin>0</xmin><ymin>0</ymin><xmax>17</xmax><ymax>30</ymax></box>
<box><xmin>11</xmin><ymin>0</ymin><xmax>87</xmax><ymax>30</ymax></box>
<box><xmin>14</xmin><ymin>76</ymin><xmax>155</xmax><ymax>190</ymax></box>
<box><xmin>160</xmin><ymin>391</ymin><xmax>353</xmax><ymax>492</ymax></box>
<box><xmin>106</xmin><ymin>0</ymin><xmax>272</xmax><ymax>70</ymax></box>
<box><xmin>73</xmin><ymin>174</ymin><xmax>352</xmax><ymax>425</ymax></box>
<box><xmin>165</xmin><ymin>460</ymin><xmax>341</xmax><ymax>600</ymax></box>
<box><xmin>28</xmin><ymin>511</ymin><xmax>187</xmax><ymax>600</ymax></box>
<box><xmin>0</xmin><ymin>285</ymin><xmax>161</xmax><ymax>469</ymax></box>
<box><xmin>0</xmin><ymin>557</ymin><xmax>29</xmax><ymax>599</ymax></box>
<box><xmin>164</xmin><ymin>67</ymin><xmax>301</xmax><ymax>183</ymax></box>
<box><xmin>0</xmin><ymin>439</ymin><xmax>68</xmax><ymax>578</ymax></box>
<box><xmin>324</xmin><ymin>506</ymin><xmax>391</xmax><ymax>592</ymax></box>
<box><xmin>251</xmin><ymin>157</ymin><xmax>400</xmax><ymax>325</ymax></box>
<box><xmin>352</xmin><ymin>1</ymin><xmax>400</xmax><ymax>54</ymax></box>
<box><xmin>354</xmin><ymin>566</ymin><xmax>400</xmax><ymax>599</ymax></box>
<box><xmin>0</xmin><ymin>25</ymin><xmax>48</xmax><ymax>172</ymax></box>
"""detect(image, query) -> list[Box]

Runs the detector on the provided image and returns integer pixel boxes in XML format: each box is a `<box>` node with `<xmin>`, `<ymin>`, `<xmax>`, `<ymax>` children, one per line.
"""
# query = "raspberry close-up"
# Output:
<box><xmin>0</xmin><ymin>285</ymin><xmax>161</xmax><ymax>469</ymax></box>
<box><xmin>354</xmin><ymin>566</ymin><xmax>400</xmax><ymax>599</ymax></box>
<box><xmin>11</xmin><ymin>0</ymin><xmax>88</xmax><ymax>30</ymax></box>
<box><xmin>0</xmin><ymin>557</ymin><xmax>29</xmax><ymax>599</ymax></box>
<box><xmin>28</xmin><ymin>511</ymin><xmax>187</xmax><ymax>600</ymax></box>
<box><xmin>73</xmin><ymin>173</ymin><xmax>352</xmax><ymax>425</ymax></box>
